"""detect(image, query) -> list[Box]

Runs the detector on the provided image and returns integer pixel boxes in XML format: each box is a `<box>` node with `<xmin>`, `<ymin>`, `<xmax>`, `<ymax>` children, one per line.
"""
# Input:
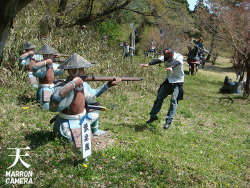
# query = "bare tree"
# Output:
<box><xmin>0</xmin><ymin>0</ymin><xmax>33</xmax><ymax>66</ymax></box>
<box><xmin>200</xmin><ymin>0</ymin><xmax>250</xmax><ymax>96</ymax></box>
<box><xmin>68</xmin><ymin>0</ymin><xmax>132</xmax><ymax>27</ymax></box>
<box><xmin>57</xmin><ymin>0</ymin><xmax>161</xmax><ymax>27</ymax></box>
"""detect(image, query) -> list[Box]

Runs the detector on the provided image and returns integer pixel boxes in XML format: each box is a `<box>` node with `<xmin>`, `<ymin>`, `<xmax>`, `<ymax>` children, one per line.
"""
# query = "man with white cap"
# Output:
<box><xmin>140</xmin><ymin>48</ymin><xmax>184</xmax><ymax>130</ymax></box>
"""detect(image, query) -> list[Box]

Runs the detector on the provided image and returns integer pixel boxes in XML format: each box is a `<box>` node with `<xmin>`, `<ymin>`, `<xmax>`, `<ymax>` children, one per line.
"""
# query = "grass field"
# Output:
<box><xmin>0</xmin><ymin>56</ymin><xmax>249</xmax><ymax>187</ymax></box>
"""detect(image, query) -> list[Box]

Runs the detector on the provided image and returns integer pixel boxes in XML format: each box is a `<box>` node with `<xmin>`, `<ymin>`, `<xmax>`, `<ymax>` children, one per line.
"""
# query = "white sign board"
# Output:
<box><xmin>130</xmin><ymin>23</ymin><xmax>135</xmax><ymax>56</ymax></box>
<box><xmin>81</xmin><ymin>118</ymin><xmax>92</xmax><ymax>159</ymax></box>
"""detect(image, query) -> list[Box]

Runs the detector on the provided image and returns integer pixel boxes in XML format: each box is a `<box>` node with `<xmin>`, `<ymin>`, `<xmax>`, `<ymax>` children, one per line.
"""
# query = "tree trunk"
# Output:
<box><xmin>0</xmin><ymin>0</ymin><xmax>33</xmax><ymax>66</ymax></box>
<box><xmin>244</xmin><ymin>56</ymin><xmax>249</xmax><ymax>97</ymax></box>
<box><xmin>206</xmin><ymin>32</ymin><xmax>215</xmax><ymax>62</ymax></box>
<box><xmin>134</xmin><ymin>17</ymin><xmax>147</xmax><ymax>43</ymax></box>
<box><xmin>56</xmin><ymin>0</ymin><xmax>68</xmax><ymax>27</ymax></box>
<box><xmin>58</xmin><ymin>0</ymin><xmax>68</xmax><ymax>13</ymax></box>
<box><xmin>88</xmin><ymin>0</ymin><xmax>95</xmax><ymax>21</ymax></box>
<box><xmin>0</xmin><ymin>23</ymin><xmax>10</xmax><ymax>66</ymax></box>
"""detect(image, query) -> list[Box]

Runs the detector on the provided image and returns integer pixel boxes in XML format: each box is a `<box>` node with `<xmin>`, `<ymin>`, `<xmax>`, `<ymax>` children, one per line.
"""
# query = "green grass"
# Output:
<box><xmin>1</xmin><ymin>1</ymin><xmax>249</xmax><ymax>187</ymax></box>
<box><xmin>0</xmin><ymin>56</ymin><xmax>249</xmax><ymax>187</ymax></box>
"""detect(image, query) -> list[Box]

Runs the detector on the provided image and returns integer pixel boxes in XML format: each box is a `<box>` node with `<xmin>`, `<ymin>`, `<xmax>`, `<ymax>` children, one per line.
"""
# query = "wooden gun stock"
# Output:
<box><xmin>80</xmin><ymin>76</ymin><xmax>143</xmax><ymax>81</ymax></box>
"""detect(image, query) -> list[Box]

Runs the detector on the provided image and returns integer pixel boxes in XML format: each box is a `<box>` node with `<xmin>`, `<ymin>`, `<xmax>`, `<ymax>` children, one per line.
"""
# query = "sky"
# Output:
<box><xmin>187</xmin><ymin>0</ymin><xmax>197</xmax><ymax>11</ymax></box>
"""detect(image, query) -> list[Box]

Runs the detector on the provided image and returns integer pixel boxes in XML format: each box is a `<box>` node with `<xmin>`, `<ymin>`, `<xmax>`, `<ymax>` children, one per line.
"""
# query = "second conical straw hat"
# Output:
<box><xmin>37</xmin><ymin>44</ymin><xmax>58</xmax><ymax>55</ymax></box>
<box><xmin>57</xmin><ymin>53</ymin><xmax>93</xmax><ymax>70</ymax></box>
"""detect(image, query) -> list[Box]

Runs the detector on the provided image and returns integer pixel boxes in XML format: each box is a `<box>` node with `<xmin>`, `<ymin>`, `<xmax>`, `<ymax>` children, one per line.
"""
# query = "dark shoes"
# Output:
<box><xmin>163</xmin><ymin>123</ymin><xmax>171</xmax><ymax>130</ymax></box>
<box><xmin>146</xmin><ymin>116</ymin><xmax>171</xmax><ymax>130</ymax></box>
<box><xmin>146</xmin><ymin>116</ymin><xmax>158</xmax><ymax>124</ymax></box>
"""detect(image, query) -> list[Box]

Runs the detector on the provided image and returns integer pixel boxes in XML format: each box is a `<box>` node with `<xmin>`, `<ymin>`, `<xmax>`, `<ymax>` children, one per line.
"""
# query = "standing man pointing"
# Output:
<box><xmin>140</xmin><ymin>48</ymin><xmax>184</xmax><ymax>130</ymax></box>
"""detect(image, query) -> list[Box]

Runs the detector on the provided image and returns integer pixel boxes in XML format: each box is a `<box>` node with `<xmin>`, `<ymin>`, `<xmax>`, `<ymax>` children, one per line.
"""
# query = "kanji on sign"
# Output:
<box><xmin>84</xmin><ymin>123</ymin><xmax>89</xmax><ymax>132</ymax></box>
<box><xmin>84</xmin><ymin>134</ymin><xmax>89</xmax><ymax>142</ymax></box>
<box><xmin>85</xmin><ymin>143</ymin><xmax>90</xmax><ymax>151</ymax></box>
<box><xmin>81</xmin><ymin>116</ymin><xmax>92</xmax><ymax>159</ymax></box>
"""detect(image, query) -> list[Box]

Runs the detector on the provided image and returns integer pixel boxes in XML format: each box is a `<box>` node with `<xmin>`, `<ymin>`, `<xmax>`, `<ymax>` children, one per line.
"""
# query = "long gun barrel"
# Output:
<box><xmin>80</xmin><ymin>76</ymin><xmax>143</xmax><ymax>81</ymax></box>
<box><xmin>55</xmin><ymin>54</ymin><xmax>71</xmax><ymax>57</ymax></box>
<box><xmin>52</xmin><ymin>59</ymin><xmax>97</xmax><ymax>64</ymax></box>
<box><xmin>52</xmin><ymin>58</ymin><xmax>65</xmax><ymax>62</ymax></box>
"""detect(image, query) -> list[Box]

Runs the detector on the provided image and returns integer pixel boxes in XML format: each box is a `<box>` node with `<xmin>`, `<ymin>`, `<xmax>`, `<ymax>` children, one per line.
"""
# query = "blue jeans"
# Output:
<box><xmin>147</xmin><ymin>49</ymin><xmax>156</xmax><ymax>57</ymax></box>
<box><xmin>150</xmin><ymin>81</ymin><xmax>180</xmax><ymax>125</ymax></box>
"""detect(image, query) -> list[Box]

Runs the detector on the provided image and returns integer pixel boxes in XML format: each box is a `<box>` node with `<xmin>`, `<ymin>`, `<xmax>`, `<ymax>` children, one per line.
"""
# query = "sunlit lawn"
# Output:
<box><xmin>0</xmin><ymin>57</ymin><xmax>249</xmax><ymax>187</ymax></box>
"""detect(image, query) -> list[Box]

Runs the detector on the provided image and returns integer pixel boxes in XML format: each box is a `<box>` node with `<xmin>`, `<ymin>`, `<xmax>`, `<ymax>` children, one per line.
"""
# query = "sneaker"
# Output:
<box><xmin>92</xmin><ymin>129</ymin><xmax>107</xmax><ymax>137</ymax></box>
<box><xmin>163</xmin><ymin>123</ymin><xmax>171</xmax><ymax>130</ymax></box>
<box><xmin>146</xmin><ymin>116</ymin><xmax>158</xmax><ymax>124</ymax></box>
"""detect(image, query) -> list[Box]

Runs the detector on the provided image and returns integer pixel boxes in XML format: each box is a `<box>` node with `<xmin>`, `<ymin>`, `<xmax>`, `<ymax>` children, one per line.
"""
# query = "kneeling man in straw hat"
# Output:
<box><xmin>49</xmin><ymin>53</ymin><xmax>121</xmax><ymax>143</ymax></box>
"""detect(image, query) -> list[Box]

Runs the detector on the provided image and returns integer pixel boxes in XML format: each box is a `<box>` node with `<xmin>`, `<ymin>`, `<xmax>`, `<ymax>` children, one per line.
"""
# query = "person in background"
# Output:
<box><xmin>187</xmin><ymin>45</ymin><xmax>200</xmax><ymax>75</ymax></box>
<box><xmin>193</xmin><ymin>37</ymin><xmax>206</xmax><ymax>51</ymax></box>
<box><xmin>193</xmin><ymin>37</ymin><xmax>207</xmax><ymax>69</ymax></box>
<box><xmin>118</xmin><ymin>41</ymin><xmax>133</xmax><ymax>58</ymax></box>
<box><xmin>81</xmin><ymin>25</ymin><xmax>86</xmax><ymax>33</ymax></box>
<box><xmin>101</xmin><ymin>33</ymin><xmax>107</xmax><ymax>46</ymax></box>
<box><xmin>146</xmin><ymin>40</ymin><xmax>157</xmax><ymax>58</ymax></box>
<box><xmin>220</xmin><ymin>71</ymin><xmax>244</xmax><ymax>94</ymax></box>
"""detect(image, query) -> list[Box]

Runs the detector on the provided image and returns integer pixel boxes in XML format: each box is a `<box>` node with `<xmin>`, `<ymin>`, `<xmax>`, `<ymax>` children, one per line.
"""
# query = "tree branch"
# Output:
<box><xmin>122</xmin><ymin>7</ymin><xmax>154</xmax><ymax>16</ymax></box>
<box><xmin>68</xmin><ymin>0</ymin><xmax>132</xmax><ymax>27</ymax></box>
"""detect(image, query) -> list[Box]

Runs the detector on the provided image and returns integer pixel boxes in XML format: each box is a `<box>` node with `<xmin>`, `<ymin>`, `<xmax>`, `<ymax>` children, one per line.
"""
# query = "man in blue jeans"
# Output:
<box><xmin>140</xmin><ymin>48</ymin><xmax>184</xmax><ymax>129</ymax></box>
